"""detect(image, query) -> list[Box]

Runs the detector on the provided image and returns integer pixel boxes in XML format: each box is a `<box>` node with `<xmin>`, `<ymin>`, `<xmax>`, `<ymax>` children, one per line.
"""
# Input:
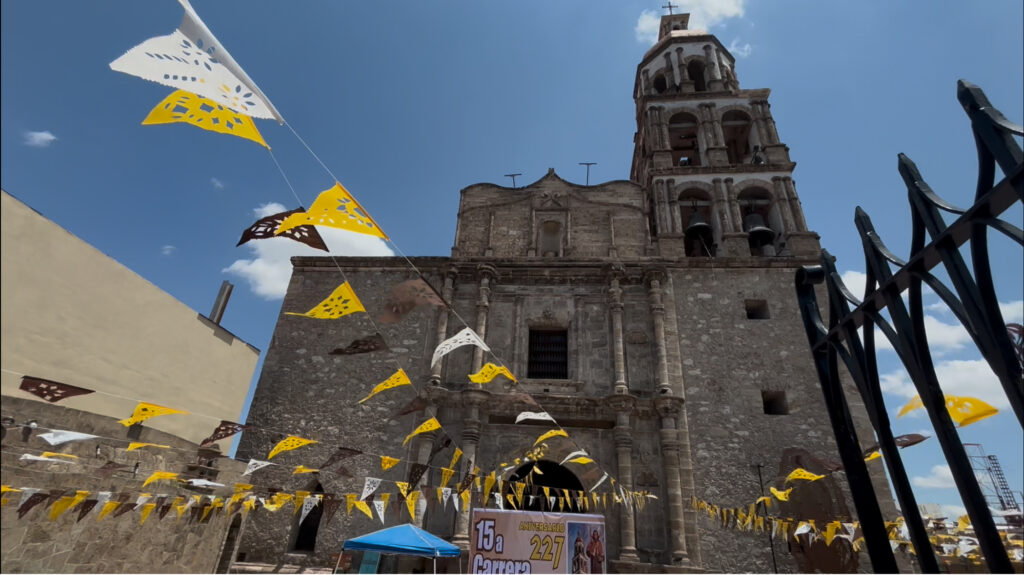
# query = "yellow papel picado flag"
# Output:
<box><xmin>267</xmin><ymin>436</ymin><xmax>318</xmax><ymax>459</ymax></box>
<box><xmin>118</xmin><ymin>402</ymin><xmax>189</xmax><ymax>427</ymax></box>
<box><xmin>898</xmin><ymin>394</ymin><xmax>998</xmax><ymax>427</ymax></box>
<box><xmin>293</xmin><ymin>465</ymin><xmax>319</xmax><ymax>475</ymax></box>
<box><xmin>276</xmin><ymin>182</ymin><xmax>388</xmax><ymax>239</ymax></box>
<box><xmin>468</xmin><ymin>363</ymin><xmax>517</xmax><ymax>384</ymax></box>
<box><xmin>381</xmin><ymin>456</ymin><xmax>400</xmax><ymax>471</ymax></box>
<box><xmin>359</xmin><ymin>369</ymin><xmax>411</xmax><ymax>403</ymax></box>
<box><xmin>285</xmin><ymin>282</ymin><xmax>365</xmax><ymax>319</ymax></box>
<box><xmin>770</xmin><ymin>486</ymin><xmax>792</xmax><ymax>501</ymax></box>
<box><xmin>534</xmin><ymin>429</ymin><xmax>568</xmax><ymax>446</ymax></box>
<box><xmin>142</xmin><ymin>90</ymin><xmax>268</xmax><ymax>148</ymax></box>
<box><xmin>403</xmin><ymin>417</ymin><xmax>441</xmax><ymax>446</ymax></box>
<box><xmin>127</xmin><ymin>442</ymin><xmax>171</xmax><ymax>452</ymax></box>
<box><xmin>785</xmin><ymin>468</ymin><xmax>826</xmax><ymax>483</ymax></box>
<box><xmin>142</xmin><ymin>471</ymin><xmax>180</xmax><ymax>487</ymax></box>
<box><xmin>49</xmin><ymin>491</ymin><xmax>90</xmax><ymax>521</ymax></box>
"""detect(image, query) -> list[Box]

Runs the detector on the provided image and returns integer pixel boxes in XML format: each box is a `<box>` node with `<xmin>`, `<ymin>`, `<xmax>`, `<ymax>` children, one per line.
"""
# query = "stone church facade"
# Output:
<box><xmin>235</xmin><ymin>13</ymin><xmax>891</xmax><ymax>574</ymax></box>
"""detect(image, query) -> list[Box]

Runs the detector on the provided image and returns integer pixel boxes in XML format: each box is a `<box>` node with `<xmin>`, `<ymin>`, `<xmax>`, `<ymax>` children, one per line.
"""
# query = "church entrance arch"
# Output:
<box><xmin>502</xmin><ymin>460</ymin><xmax>585</xmax><ymax>513</ymax></box>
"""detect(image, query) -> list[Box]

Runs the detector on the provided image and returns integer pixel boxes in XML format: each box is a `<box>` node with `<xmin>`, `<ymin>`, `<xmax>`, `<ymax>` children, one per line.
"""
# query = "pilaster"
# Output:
<box><xmin>472</xmin><ymin>265</ymin><xmax>497</xmax><ymax>372</ymax></box>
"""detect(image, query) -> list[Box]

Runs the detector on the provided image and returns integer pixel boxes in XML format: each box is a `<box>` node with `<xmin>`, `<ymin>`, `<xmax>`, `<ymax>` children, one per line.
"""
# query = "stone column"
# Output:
<box><xmin>751</xmin><ymin>101</ymin><xmax>770</xmax><ymax>150</ymax></box>
<box><xmin>663</xmin><ymin>52</ymin><xmax>677</xmax><ymax>88</ymax></box>
<box><xmin>452</xmin><ymin>389</ymin><xmax>489</xmax><ymax>548</ymax></box>
<box><xmin>720</xmin><ymin>178</ymin><xmax>748</xmax><ymax>257</ymax></box>
<box><xmin>703</xmin><ymin>44</ymin><xmax>724</xmax><ymax>91</ymax></box>
<box><xmin>645</xmin><ymin>270</ymin><xmax>671</xmax><ymax>395</ymax></box>
<box><xmin>700</xmin><ymin>104</ymin><xmax>729</xmax><ymax>167</ymax></box>
<box><xmin>655</xmin><ymin>396</ymin><xmax>689</xmax><ymax>563</ymax></box>
<box><xmin>608</xmin><ymin>395</ymin><xmax>638</xmax><ymax>560</ymax></box>
<box><xmin>772</xmin><ymin>176</ymin><xmax>796</xmax><ymax>232</ymax></box>
<box><xmin>608</xmin><ymin>267</ymin><xmax>628</xmax><ymax>395</ymax></box>
<box><xmin>656</xmin><ymin>180</ymin><xmax>670</xmax><ymax>236</ymax></box>
<box><xmin>762</xmin><ymin>101</ymin><xmax>780</xmax><ymax>144</ymax></box>
<box><xmin>641</xmin><ymin>69</ymin><xmax>651</xmax><ymax>96</ymax></box>
<box><xmin>666</xmin><ymin>179</ymin><xmax>681</xmax><ymax>234</ymax></box>
<box><xmin>712</xmin><ymin>178</ymin><xmax>732</xmax><ymax>233</ymax></box>
<box><xmin>430</xmin><ymin>267</ymin><xmax>458</xmax><ymax>384</ymax></box>
<box><xmin>785</xmin><ymin>178</ymin><xmax>808</xmax><ymax>230</ymax></box>
<box><xmin>472</xmin><ymin>265</ymin><xmax>496</xmax><ymax>373</ymax></box>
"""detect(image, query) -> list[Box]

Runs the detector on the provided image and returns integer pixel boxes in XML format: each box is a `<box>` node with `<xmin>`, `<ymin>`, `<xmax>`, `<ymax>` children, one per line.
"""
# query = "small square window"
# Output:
<box><xmin>762</xmin><ymin>390</ymin><xmax>788</xmax><ymax>415</ymax></box>
<box><xmin>745</xmin><ymin>299</ymin><xmax>770</xmax><ymax>320</ymax></box>
<box><xmin>528</xmin><ymin>330</ymin><xmax>568</xmax><ymax>379</ymax></box>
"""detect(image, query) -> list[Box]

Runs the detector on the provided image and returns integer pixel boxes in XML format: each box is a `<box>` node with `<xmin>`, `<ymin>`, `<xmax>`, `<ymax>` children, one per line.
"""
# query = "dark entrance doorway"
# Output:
<box><xmin>503</xmin><ymin>460</ymin><xmax>585</xmax><ymax>512</ymax></box>
<box><xmin>290</xmin><ymin>483</ymin><xmax>324</xmax><ymax>552</ymax></box>
<box><xmin>214</xmin><ymin>514</ymin><xmax>243</xmax><ymax>573</ymax></box>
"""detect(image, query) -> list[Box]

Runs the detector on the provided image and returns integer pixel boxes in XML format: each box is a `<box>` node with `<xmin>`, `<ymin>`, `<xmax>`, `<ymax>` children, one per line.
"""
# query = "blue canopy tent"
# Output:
<box><xmin>338</xmin><ymin>524</ymin><xmax>461</xmax><ymax>574</ymax></box>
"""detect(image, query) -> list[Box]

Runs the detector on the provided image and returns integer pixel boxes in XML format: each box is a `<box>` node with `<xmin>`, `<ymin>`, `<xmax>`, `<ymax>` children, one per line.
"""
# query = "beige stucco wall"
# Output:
<box><xmin>0</xmin><ymin>190</ymin><xmax>259</xmax><ymax>444</ymax></box>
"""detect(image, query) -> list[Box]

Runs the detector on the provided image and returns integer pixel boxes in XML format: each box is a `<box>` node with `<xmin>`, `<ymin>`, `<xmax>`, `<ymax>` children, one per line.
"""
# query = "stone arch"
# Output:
<box><xmin>684</xmin><ymin>57</ymin><xmax>707</xmax><ymax>92</ymax></box>
<box><xmin>666</xmin><ymin>110</ymin><xmax>703</xmax><ymax>167</ymax></box>
<box><xmin>652</xmin><ymin>69</ymin><xmax>670</xmax><ymax>95</ymax></box>
<box><xmin>718</xmin><ymin>108</ymin><xmax>755</xmax><ymax>165</ymax></box>
<box><xmin>675</xmin><ymin>184</ymin><xmax>718</xmax><ymax>257</ymax></box>
<box><xmin>503</xmin><ymin>460</ymin><xmax>586</xmax><ymax>512</ymax></box>
<box><xmin>736</xmin><ymin>184</ymin><xmax>783</xmax><ymax>256</ymax></box>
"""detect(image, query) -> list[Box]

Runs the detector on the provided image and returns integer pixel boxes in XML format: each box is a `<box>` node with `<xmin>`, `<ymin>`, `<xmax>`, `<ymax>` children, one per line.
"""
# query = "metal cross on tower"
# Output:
<box><xmin>662</xmin><ymin>2</ymin><xmax>678</xmax><ymax>15</ymax></box>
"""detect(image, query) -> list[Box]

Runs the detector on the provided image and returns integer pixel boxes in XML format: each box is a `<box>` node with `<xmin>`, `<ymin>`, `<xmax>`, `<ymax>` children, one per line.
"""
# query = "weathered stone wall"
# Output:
<box><xmin>455</xmin><ymin>173</ymin><xmax>647</xmax><ymax>260</ymax></box>
<box><xmin>1</xmin><ymin>396</ymin><xmax>248</xmax><ymax>574</ymax></box>
<box><xmin>235</xmin><ymin>260</ymin><xmax>451</xmax><ymax>568</ymax></box>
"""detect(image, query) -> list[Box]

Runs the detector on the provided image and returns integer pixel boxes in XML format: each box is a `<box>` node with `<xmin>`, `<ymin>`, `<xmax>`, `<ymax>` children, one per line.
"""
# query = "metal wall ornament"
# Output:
<box><xmin>795</xmin><ymin>81</ymin><xmax>1021</xmax><ymax>574</ymax></box>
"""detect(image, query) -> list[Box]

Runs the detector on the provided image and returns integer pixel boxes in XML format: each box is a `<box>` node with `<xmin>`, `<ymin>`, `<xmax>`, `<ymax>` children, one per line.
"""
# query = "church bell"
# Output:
<box><xmin>743</xmin><ymin>213</ymin><xmax>776</xmax><ymax>248</ymax></box>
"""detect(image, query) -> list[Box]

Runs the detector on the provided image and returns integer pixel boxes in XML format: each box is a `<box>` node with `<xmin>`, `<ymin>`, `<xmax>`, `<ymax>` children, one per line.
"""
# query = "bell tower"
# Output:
<box><xmin>630</xmin><ymin>12</ymin><xmax>819</xmax><ymax>259</ymax></box>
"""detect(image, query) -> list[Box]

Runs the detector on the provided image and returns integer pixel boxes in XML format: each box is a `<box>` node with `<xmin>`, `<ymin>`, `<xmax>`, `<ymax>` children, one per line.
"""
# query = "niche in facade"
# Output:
<box><xmin>668</xmin><ymin>112</ymin><xmax>701</xmax><ymax>167</ymax></box>
<box><xmin>539</xmin><ymin>220</ymin><xmax>563</xmax><ymax>257</ymax></box>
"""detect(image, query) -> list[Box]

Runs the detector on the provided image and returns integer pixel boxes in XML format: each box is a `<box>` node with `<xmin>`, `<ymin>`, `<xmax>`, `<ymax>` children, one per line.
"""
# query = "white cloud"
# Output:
<box><xmin>939</xmin><ymin>504</ymin><xmax>967</xmax><ymax>519</ymax></box>
<box><xmin>635</xmin><ymin>0</ymin><xmax>747</xmax><ymax>44</ymax></box>
<box><xmin>881</xmin><ymin>358</ymin><xmax>1011</xmax><ymax>409</ymax></box>
<box><xmin>635</xmin><ymin>10</ymin><xmax>660</xmax><ymax>44</ymax></box>
<box><xmin>999</xmin><ymin>300</ymin><xmax>1023</xmax><ymax>323</ymax></box>
<box><xmin>223</xmin><ymin>202</ymin><xmax>394</xmax><ymax>300</ymax></box>
<box><xmin>160</xmin><ymin>245</ymin><xmax>176</xmax><ymax>256</ymax></box>
<box><xmin>913</xmin><ymin>465</ymin><xmax>956</xmax><ymax>489</ymax></box>
<box><xmin>211</xmin><ymin>177</ymin><xmax>225</xmax><ymax>190</ymax></box>
<box><xmin>728</xmin><ymin>38</ymin><xmax>752</xmax><ymax>58</ymax></box>
<box><xmin>23</xmin><ymin>130</ymin><xmax>57</xmax><ymax>148</ymax></box>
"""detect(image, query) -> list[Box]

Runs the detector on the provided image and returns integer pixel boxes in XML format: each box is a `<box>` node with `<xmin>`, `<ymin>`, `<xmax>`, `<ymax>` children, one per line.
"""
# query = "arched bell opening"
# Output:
<box><xmin>687</xmin><ymin>59</ymin><xmax>707</xmax><ymax>92</ymax></box>
<box><xmin>502</xmin><ymin>460</ymin><xmax>585</xmax><ymax>513</ymax></box>
<box><xmin>288</xmin><ymin>482</ymin><xmax>324</xmax><ymax>553</ymax></box>
<box><xmin>722</xmin><ymin>110</ymin><xmax>756</xmax><ymax>165</ymax></box>
<box><xmin>678</xmin><ymin>189</ymin><xmax>717</xmax><ymax>258</ymax></box>
<box><xmin>737</xmin><ymin>188</ymin><xmax>782</xmax><ymax>257</ymax></box>
<box><xmin>652</xmin><ymin>72</ymin><xmax>669</xmax><ymax>95</ymax></box>
<box><xmin>668</xmin><ymin>112</ymin><xmax>702</xmax><ymax>167</ymax></box>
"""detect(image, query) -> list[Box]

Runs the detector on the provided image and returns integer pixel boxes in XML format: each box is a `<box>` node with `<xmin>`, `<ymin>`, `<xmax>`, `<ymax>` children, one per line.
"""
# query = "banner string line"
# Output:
<box><xmin>0</xmin><ymin>437</ymin><xmax>633</xmax><ymax>512</ymax></box>
<box><xmin>267</xmin><ymin>119</ymin><xmax>637</xmax><ymax>495</ymax></box>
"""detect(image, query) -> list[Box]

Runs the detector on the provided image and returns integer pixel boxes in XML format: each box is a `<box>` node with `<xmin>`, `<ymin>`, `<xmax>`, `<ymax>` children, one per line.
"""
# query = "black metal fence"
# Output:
<box><xmin>795</xmin><ymin>80</ymin><xmax>1022</xmax><ymax>573</ymax></box>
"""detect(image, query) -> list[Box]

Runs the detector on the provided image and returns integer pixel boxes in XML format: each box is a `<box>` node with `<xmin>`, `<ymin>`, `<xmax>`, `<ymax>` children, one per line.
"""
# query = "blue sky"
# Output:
<box><xmin>2</xmin><ymin>0</ymin><xmax>1021</xmax><ymax>523</ymax></box>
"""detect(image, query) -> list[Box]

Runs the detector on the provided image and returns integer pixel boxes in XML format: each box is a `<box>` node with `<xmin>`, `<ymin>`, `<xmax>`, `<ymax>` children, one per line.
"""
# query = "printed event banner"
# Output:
<box><xmin>470</xmin><ymin>509</ymin><xmax>606</xmax><ymax>574</ymax></box>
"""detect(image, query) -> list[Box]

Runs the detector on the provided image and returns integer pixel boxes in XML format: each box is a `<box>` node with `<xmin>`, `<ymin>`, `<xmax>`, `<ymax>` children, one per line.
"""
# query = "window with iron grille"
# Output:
<box><xmin>528</xmin><ymin>330</ymin><xmax>568</xmax><ymax>379</ymax></box>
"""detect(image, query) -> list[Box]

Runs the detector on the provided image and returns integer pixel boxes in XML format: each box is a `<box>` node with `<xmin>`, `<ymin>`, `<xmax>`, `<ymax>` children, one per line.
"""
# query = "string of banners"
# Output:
<box><xmin>689</xmin><ymin>495</ymin><xmax>1023</xmax><ymax>563</ymax></box>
